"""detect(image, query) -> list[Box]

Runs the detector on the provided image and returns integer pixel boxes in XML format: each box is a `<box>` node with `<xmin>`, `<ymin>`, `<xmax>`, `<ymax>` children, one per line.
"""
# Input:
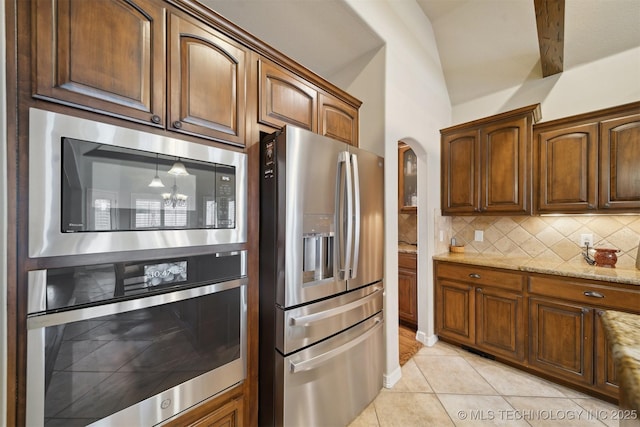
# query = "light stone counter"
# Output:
<box><xmin>433</xmin><ymin>252</ymin><xmax>640</xmax><ymax>286</ymax></box>
<box><xmin>398</xmin><ymin>243</ymin><xmax>418</xmax><ymax>254</ymax></box>
<box><xmin>600</xmin><ymin>310</ymin><xmax>640</xmax><ymax>424</ymax></box>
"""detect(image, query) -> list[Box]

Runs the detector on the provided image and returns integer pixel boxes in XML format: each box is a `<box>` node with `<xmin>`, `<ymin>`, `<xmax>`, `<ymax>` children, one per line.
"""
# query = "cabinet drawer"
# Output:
<box><xmin>529</xmin><ymin>276</ymin><xmax>640</xmax><ymax>312</ymax></box>
<box><xmin>436</xmin><ymin>262</ymin><xmax>524</xmax><ymax>292</ymax></box>
<box><xmin>399</xmin><ymin>252</ymin><xmax>417</xmax><ymax>269</ymax></box>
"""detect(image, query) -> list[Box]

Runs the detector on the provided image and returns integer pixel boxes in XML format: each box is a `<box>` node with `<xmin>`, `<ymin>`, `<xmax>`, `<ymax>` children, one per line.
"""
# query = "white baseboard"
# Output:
<box><xmin>383</xmin><ymin>365</ymin><xmax>401</xmax><ymax>388</ymax></box>
<box><xmin>416</xmin><ymin>330</ymin><xmax>438</xmax><ymax>347</ymax></box>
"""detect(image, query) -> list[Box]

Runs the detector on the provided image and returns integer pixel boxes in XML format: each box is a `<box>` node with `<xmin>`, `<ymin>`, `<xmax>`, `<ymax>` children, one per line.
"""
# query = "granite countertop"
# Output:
<box><xmin>398</xmin><ymin>243</ymin><xmax>418</xmax><ymax>254</ymax></box>
<box><xmin>600</xmin><ymin>310</ymin><xmax>640</xmax><ymax>413</ymax></box>
<box><xmin>432</xmin><ymin>252</ymin><xmax>640</xmax><ymax>286</ymax></box>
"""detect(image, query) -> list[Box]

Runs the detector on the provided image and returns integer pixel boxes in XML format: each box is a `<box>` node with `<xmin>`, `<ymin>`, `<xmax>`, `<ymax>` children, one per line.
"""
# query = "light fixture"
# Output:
<box><xmin>148</xmin><ymin>154</ymin><xmax>165</xmax><ymax>188</ymax></box>
<box><xmin>168</xmin><ymin>158</ymin><xmax>189</xmax><ymax>176</ymax></box>
<box><xmin>162</xmin><ymin>178</ymin><xmax>188</xmax><ymax>208</ymax></box>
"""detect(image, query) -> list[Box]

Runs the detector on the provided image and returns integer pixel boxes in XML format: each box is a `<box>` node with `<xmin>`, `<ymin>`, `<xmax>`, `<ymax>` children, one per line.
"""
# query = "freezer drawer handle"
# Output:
<box><xmin>289</xmin><ymin>317</ymin><xmax>383</xmax><ymax>373</ymax></box>
<box><xmin>289</xmin><ymin>287</ymin><xmax>383</xmax><ymax>326</ymax></box>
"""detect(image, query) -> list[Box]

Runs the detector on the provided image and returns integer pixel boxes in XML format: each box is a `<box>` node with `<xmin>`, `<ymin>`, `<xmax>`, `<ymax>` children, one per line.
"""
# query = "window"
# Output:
<box><xmin>135</xmin><ymin>199</ymin><xmax>162</xmax><ymax>228</ymax></box>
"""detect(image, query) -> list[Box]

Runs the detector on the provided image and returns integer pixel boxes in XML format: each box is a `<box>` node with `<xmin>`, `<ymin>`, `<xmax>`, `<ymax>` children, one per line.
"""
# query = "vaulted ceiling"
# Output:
<box><xmin>202</xmin><ymin>0</ymin><xmax>640</xmax><ymax>107</ymax></box>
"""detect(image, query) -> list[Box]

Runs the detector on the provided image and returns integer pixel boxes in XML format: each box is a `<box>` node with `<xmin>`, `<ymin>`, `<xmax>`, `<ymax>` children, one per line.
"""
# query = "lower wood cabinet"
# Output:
<box><xmin>434</xmin><ymin>260</ymin><xmax>640</xmax><ymax>401</ymax></box>
<box><xmin>435</xmin><ymin>262</ymin><xmax>525</xmax><ymax>363</ymax></box>
<box><xmin>398</xmin><ymin>252</ymin><xmax>418</xmax><ymax>328</ymax></box>
<box><xmin>163</xmin><ymin>394</ymin><xmax>243</xmax><ymax>427</ymax></box>
<box><xmin>529</xmin><ymin>297</ymin><xmax>595</xmax><ymax>386</ymax></box>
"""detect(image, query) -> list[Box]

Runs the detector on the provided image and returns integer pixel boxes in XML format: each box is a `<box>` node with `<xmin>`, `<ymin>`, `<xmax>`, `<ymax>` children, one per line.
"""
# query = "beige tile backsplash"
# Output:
<box><xmin>447</xmin><ymin>215</ymin><xmax>640</xmax><ymax>269</ymax></box>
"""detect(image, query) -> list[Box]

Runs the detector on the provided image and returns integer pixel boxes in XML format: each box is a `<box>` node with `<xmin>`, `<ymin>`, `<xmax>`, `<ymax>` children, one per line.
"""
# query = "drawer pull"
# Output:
<box><xmin>469</xmin><ymin>273</ymin><xmax>481</xmax><ymax>279</ymax></box>
<box><xmin>584</xmin><ymin>291</ymin><xmax>604</xmax><ymax>298</ymax></box>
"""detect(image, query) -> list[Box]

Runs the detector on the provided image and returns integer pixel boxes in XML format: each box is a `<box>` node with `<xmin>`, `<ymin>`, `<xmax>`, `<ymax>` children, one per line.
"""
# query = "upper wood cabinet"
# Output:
<box><xmin>34</xmin><ymin>0</ymin><xmax>166</xmax><ymax>126</ymax></box>
<box><xmin>599</xmin><ymin>113</ymin><xmax>640</xmax><ymax>210</ymax></box>
<box><xmin>398</xmin><ymin>143</ymin><xmax>418</xmax><ymax>212</ymax></box>
<box><xmin>534</xmin><ymin>103</ymin><xmax>640</xmax><ymax>214</ymax></box>
<box><xmin>535</xmin><ymin>122</ymin><xmax>599</xmax><ymax>212</ymax></box>
<box><xmin>258</xmin><ymin>59</ymin><xmax>317</xmax><ymax>132</ymax></box>
<box><xmin>441</xmin><ymin>105</ymin><xmax>540</xmax><ymax>215</ymax></box>
<box><xmin>34</xmin><ymin>0</ymin><xmax>248</xmax><ymax>146</ymax></box>
<box><xmin>168</xmin><ymin>13</ymin><xmax>247</xmax><ymax>145</ymax></box>
<box><xmin>258</xmin><ymin>59</ymin><xmax>360</xmax><ymax>146</ymax></box>
<box><xmin>318</xmin><ymin>93</ymin><xmax>359</xmax><ymax>146</ymax></box>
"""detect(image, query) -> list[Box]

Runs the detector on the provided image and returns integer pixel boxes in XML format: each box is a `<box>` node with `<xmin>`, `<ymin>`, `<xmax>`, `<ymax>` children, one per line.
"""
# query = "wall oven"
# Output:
<box><xmin>28</xmin><ymin>108</ymin><xmax>247</xmax><ymax>258</ymax></box>
<box><xmin>26</xmin><ymin>251</ymin><xmax>247</xmax><ymax>426</ymax></box>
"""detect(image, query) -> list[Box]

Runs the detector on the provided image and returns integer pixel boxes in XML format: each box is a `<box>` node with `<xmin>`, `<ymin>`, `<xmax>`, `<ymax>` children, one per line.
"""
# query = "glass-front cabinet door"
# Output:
<box><xmin>398</xmin><ymin>143</ymin><xmax>417</xmax><ymax>212</ymax></box>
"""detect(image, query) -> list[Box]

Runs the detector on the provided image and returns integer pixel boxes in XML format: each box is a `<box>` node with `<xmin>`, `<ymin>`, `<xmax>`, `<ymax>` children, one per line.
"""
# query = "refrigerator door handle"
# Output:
<box><xmin>289</xmin><ymin>316</ymin><xmax>383</xmax><ymax>373</ymax></box>
<box><xmin>289</xmin><ymin>286</ymin><xmax>383</xmax><ymax>326</ymax></box>
<box><xmin>350</xmin><ymin>154</ymin><xmax>361</xmax><ymax>279</ymax></box>
<box><xmin>337</xmin><ymin>151</ymin><xmax>353</xmax><ymax>280</ymax></box>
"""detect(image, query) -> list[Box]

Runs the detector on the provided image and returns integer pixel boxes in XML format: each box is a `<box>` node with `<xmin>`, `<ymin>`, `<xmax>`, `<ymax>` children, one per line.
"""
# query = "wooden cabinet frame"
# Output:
<box><xmin>435</xmin><ymin>260</ymin><xmax>640</xmax><ymax>401</ymax></box>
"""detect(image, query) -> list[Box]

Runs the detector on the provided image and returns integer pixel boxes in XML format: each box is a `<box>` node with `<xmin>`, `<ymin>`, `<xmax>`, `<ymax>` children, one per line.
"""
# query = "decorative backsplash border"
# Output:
<box><xmin>446</xmin><ymin>215</ymin><xmax>640</xmax><ymax>269</ymax></box>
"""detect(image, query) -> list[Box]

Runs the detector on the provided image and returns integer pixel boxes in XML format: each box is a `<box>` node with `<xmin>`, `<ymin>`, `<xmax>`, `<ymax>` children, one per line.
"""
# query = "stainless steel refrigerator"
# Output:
<box><xmin>259</xmin><ymin>126</ymin><xmax>385</xmax><ymax>427</ymax></box>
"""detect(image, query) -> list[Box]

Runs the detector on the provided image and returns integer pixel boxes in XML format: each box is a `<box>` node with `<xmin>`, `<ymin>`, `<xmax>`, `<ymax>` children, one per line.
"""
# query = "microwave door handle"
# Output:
<box><xmin>289</xmin><ymin>316</ymin><xmax>382</xmax><ymax>373</ymax></box>
<box><xmin>350</xmin><ymin>154</ymin><xmax>360</xmax><ymax>280</ymax></box>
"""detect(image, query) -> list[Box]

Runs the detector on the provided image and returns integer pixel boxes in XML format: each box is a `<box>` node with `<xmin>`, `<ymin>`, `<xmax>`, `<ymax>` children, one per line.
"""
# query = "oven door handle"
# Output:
<box><xmin>289</xmin><ymin>316</ymin><xmax>383</xmax><ymax>373</ymax></box>
<box><xmin>289</xmin><ymin>286</ymin><xmax>382</xmax><ymax>326</ymax></box>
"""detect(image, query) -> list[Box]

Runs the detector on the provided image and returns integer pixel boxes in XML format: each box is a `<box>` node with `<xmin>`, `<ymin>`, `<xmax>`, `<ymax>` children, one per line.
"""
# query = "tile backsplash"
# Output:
<box><xmin>448</xmin><ymin>215</ymin><xmax>640</xmax><ymax>269</ymax></box>
<box><xmin>399</xmin><ymin>213</ymin><xmax>417</xmax><ymax>244</ymax></box>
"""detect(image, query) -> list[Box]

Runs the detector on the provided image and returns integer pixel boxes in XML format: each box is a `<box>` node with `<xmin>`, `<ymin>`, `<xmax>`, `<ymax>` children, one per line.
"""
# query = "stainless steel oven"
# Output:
<box><xmin>28</xmin><ymin>108</ymin><xmax>247</xmax><ymax>258</ymax></box>
<box><xmin>26</xmin><ymin>251</ymin><xmax>247</xmax><ymax>427</ymax></box>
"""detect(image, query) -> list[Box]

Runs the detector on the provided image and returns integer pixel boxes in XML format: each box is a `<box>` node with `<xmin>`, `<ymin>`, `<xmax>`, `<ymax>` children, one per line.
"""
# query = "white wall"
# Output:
<box><xmin>343</xmin><ymin>0</ymin><xmax>451</xmax><ymax>387</ymax></box>
<box><xmin>0</xmin><ymin>0</ymin><xmax>8</xmax><ymax>423</ymax></box>
<box><xmin>452</xmin><ymin>47</ymin><xmax>640</xmax><ymax>125</ymax></box>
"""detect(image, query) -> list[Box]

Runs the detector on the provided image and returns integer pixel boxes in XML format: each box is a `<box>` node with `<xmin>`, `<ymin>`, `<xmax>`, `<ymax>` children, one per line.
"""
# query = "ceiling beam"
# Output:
<box><xmin>534</xmin><ymin>0</ymin><xmax>565</xmax><ymax>77</ymax></box>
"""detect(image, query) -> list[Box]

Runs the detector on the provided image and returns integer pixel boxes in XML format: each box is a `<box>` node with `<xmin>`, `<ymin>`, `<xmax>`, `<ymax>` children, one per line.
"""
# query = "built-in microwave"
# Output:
<box><xmin>28</xmin><ymin>108</ymin><xmax>247</xmax><ymax>258</ymax></box>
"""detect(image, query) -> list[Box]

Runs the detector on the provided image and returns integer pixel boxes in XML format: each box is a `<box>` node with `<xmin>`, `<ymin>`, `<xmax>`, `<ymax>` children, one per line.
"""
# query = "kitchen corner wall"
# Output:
<box><xmin>445</xmin><ymin>215</ymin><xmax>640</xmax><ymax>269</ymax></box>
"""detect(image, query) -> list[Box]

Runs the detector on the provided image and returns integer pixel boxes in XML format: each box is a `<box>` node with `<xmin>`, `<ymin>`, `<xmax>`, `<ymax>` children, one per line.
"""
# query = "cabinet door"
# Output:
<box><xmin>398</xmin><ymin>144</ymin><xmax>417</xmax><ymax>212</ymax></box>
<box><xmin>595</xmin><ymin>310</ymin><xmax>619</xmax><ymax>398</ymax></box>
<box><xmin>475</xmin><ymin>286</ymin><xmax>525</xmax><ymax>362</ymax></box>
<box><xmin>441</xmin><ymin>129</ymin><xmax>480</xmax><ymax>214</ymax></box>
<box><xmin>258</xmin><ymin>60</ymin><xmax>317</xmax><ymax>132</ymax></box>
<box><xmin>480</xmin><ymin>116</ymin><xmax>529</xmax><ymax>214</ymax></box>
<box><xmin>168</xmin><ymin>14</ymin><xmax>247</xmax><ymax>145</ymax></box>
<box><xmin>189</xmin><ymin>398</ymin><xmax>242</xmax><ymax>427</ymax></box>
<box><xmin>529</xmin><ymin>298</ymin><xmax>594</xmax><ymax>386</ymax></box>
<box><xmin>535</xmin><ymin>123</ymin><xmax>598</xmax><ymax>213</ymax></box>
<box><xmin>398</xmin><ymin>253</ymin><xmax>417</xmax><ymax>328</ymax></box>
<box><xmin>435</xmin><ymin>280</ymin><xmax>475</xmax><ymax>345</ymax></box>
<box><xmin>318</xmin><ymin>93</ymin><xmax>358</xmax><ymax>146</ymax></box>
<box><xmin>34</xmin><ymin>0</ymin><xmax>166</xmax><ymax>126</ymax></box>
<box><xmin>599</xmin><ymin>113</ymin><xmax>640</xmax><ymax>210</ymax></box>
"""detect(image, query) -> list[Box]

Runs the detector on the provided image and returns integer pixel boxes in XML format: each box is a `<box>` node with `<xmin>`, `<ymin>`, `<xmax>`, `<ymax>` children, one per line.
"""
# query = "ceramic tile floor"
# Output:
<box><xmin>349</xmin><ymin>341</ymin><xmax>625</xmax><ymax>427</ymax></box>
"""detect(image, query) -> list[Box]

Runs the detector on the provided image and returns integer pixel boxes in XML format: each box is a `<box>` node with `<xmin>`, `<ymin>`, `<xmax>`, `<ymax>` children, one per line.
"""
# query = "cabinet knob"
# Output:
<box><xmin>584</xmin><ymin>291</ymin><xmax>604</xmax><ymax>298</ymax></box>
<box><xmin>173</xmin><ymin>121</ymin><xmax>183</xmax><ymax>129</ymax></box>
<box><xmin>476</xmin><ymin>287</ymin><xmax>483</xmax><ymax>293</ymax></box>
<box><xmin>469</xmin><ymin>273</ymin><xmax>481</xmax><ymax>279</ymax></box>
<box><xmin>604</xmin><ymin>203</ymin><xmax>610</xmax><ymax>208</ymax></box>
<box><xmin>151</xmin><ymin>114</ymin><xmax>161</xmax><ymax>124</ymax></box>
<box><xmin>597</xmin><ymin>310</ymin><xmax>605</xmax><ymax>317</ymax></box>
<box><xmin>581</xmin><ymin>308</ymin><xmax>590</xmax><ymax>314</ymax></box>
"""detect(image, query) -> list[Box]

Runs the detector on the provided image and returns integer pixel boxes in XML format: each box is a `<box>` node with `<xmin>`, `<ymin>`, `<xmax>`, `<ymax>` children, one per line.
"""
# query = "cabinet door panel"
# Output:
<box><xmin>318</xmin><ymin>93</ymin><xmax>358</xmax><ymax>146</ymax></box>
<box><xmin>481</xmin><ymin>117</ymin><xmax>528</xmax><ymax>213</ymax></box>
<box><xmin>398</xmin><ymin>253</ymin><xmax>417</xmax><ymax>328</ymax></box>
<box><xmin>259</xmin><ymin>60</ymin><xmax>317</xmax><ymax>131</ymax></box>
<box><xmin>436</xmin><ymin>280</ymin><xmax>474</xmax><ymax>344</ymax></box>
<box><xmin>599</xmin><ymin>114</ymin><xmax>640</xmax><ymax>210</ymax></box>
<box><xmin>476</xmin><ymin>287</ymin><xmax>525</xmax><ymax>362</ymax></box>
<box><xmin>529</xmin><ymin>298</ymin><xmax>593</xmax><ymax>386</ymax></box>
<box><xmin>594</xmin><ymin>311</ymin><xmax>620</xmax><ymax>399</ymax></box>
<box><xmin>536</xmin><ymin>123</ymin><xmax>598</xmax><ymax>212</ymax></box>
<box><xmin>169</xmin><ymin>14</ymin><xmax>247</xmax><ymax>145</ymax></box>
<box><xmin>441</xmin><ymin>130</ymin><xmax>480</xmax><ymax>214</ymax></box>
<box><xmin>35</xmin><ymin>0</ymin><xmax>165</xmax><ymax>125</ymax></box>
